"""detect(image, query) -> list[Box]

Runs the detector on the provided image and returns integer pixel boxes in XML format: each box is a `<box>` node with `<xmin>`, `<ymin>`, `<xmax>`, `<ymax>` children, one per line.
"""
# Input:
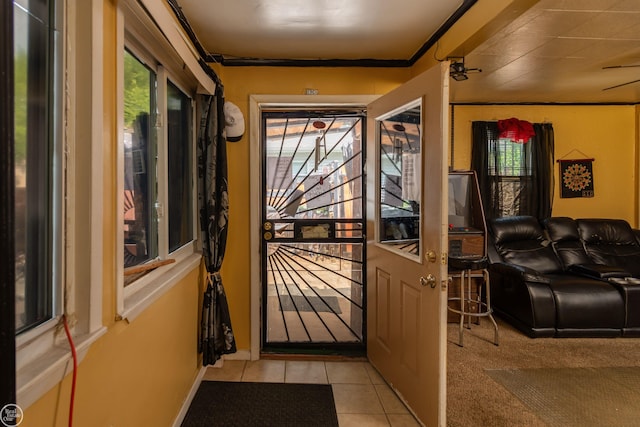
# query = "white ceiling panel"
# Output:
<box><xmin>174</xmin><ymin>0</ymin><xmax>640</xmax><ymax>102</ymax></box>
<box><xmin>177</xmin><ymin>0</ymin><xmax>465</xmax><ymax>60</ymax></box>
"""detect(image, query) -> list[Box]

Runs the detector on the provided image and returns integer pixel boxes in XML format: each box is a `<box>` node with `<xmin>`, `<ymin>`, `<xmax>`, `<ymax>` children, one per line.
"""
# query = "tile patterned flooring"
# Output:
<box><xmin>203</xmin><ymin>359</ymin><xmax>421</xmax><ymax>427</ymax></box>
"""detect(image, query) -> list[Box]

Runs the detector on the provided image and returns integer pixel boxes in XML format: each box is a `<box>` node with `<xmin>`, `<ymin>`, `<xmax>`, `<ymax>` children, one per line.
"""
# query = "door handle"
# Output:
<box><xmin>420</xmin><ymin>274</ymin><xmax>437</xmax><ymax>288</ymax></box>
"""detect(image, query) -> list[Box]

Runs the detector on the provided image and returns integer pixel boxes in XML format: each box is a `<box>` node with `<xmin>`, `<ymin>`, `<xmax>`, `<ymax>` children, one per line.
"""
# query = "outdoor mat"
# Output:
<box><xmin>486</xmin><ymin>366</ymin><xmax>640</xmax><ymax>427</ymax></box>
<box><xmin>278</xmin><ymin>295</ymin><xmax>341</xmax><ymax>313</ymax></box>
<box><xmin>181</xmin><ymin>381</ymin><xmax>339</xmax><ymax>427</ymax></box>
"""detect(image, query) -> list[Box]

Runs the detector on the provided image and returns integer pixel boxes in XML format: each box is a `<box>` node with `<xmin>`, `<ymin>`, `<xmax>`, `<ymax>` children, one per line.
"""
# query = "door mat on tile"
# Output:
<box><xmin>278</xmin><ymin>295</ymin><xmax>342</xmax><ymax>313</ymax></box>
<box><xmin>486</xmin><ymin>366</ymin><xmax>640</xmax><ymax>427</ymax></box>
<box><xmin>181</xmin><ymin>381</ymin><xmax>339</xmax><ymax>427</ymax></box>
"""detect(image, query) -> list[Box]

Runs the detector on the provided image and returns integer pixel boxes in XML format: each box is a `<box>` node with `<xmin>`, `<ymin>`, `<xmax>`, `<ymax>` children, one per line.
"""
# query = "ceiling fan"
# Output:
<box><xmin>602</xmin><ymin>64</ymin><xmax>640</xmax><ymax>91</ymax></box>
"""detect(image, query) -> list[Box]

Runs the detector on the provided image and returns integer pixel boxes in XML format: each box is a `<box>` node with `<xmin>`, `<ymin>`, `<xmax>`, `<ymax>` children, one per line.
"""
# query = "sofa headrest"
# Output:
<box><xmin>577</xmin><ymin>219</ymin><xmax>637</xmax><ymax>245</ymax></box>
<box><xmin>490</xmin><ymin>216</ymin><xmax>544</xmax><ymax>245</ymax></box>
<box><xmin>544</xmin><ymin>217</ymin><xmax>580</xmax><ymax>242</ymax></box>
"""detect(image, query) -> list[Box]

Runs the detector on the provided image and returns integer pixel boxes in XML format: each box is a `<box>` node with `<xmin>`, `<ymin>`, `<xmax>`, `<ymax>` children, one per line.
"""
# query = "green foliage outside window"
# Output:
<box><xmin>124</xmin><ymin>50</ymin><xmax>151</xmax><ymax>129</ymax></box>
<box><xmin>489</xmin><ymin>139</ymin><xmax>529</xmax><ymax>177</ymax></box>
<box><xmin>14</xmin><ymin>52</ymin><xmax>27</xmax><ymax>165</ymax></box>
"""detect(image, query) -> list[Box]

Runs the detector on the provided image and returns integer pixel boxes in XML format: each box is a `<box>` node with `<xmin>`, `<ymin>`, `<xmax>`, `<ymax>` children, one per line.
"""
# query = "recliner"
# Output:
<box><xmin>545</xmin><ymin>217</ymin><xmax>640</xmax><ymax>337</ymax></box>
<box><xmin>489</xmin><ymin>215</ymin><xmax>626</xmax><ymax>338</ymax></box>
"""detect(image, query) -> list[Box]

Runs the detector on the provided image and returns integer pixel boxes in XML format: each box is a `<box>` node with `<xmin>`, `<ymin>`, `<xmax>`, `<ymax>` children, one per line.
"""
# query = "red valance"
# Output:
<box><xmin>498</xmin><ymin>118</ymin><xmax>535</xmax><ymax>143</ymax></box>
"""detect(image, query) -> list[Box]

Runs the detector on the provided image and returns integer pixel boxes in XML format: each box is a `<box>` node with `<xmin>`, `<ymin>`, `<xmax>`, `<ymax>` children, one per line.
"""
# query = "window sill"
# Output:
<box><xmin>17</xmin><ymin>326</ymin><xmax>107</xmax><ymax>410</ymax></box>
<box><xmin>119</xmin><ymin>253</ymin><xmax>201</xmax><ymax>322</ymax></box>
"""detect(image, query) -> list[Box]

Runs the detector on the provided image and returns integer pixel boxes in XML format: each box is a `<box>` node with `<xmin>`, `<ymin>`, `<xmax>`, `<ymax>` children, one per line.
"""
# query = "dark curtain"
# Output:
<box><xmin>471</xmin><ymin>121</ymin><xmax>554</xmax><ymax>221</ymax></box>
<box><xmin>197</xmin><ymin>86</ymin><xmax>237</xmax><ymax>366</ymax></box>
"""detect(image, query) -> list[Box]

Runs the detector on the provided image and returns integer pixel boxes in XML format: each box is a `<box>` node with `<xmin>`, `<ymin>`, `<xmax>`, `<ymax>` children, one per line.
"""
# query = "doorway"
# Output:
<box><xmin>259</xmin><ymin>108</ymin><xmax>367</xmax><ymax>355</ymax></box>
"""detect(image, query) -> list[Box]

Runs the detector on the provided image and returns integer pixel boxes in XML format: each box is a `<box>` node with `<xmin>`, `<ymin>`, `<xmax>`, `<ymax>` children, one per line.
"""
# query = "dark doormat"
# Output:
<box><xmin>181</xmin><ymin>381</ymin><xmax>339</xmax><ymax>427</ymax></box>
<box><xmin>279</xmin><ymin>295</ymin><xmax>342</xmax><ymax>313</ymax></box>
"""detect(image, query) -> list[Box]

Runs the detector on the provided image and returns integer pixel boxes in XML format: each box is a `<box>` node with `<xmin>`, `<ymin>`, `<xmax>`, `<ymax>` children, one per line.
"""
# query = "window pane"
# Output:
<box><xmin>123</xmin><ymin>50</ymin><xmax>157</xmax><ymax>269</ymax></box>
<box><xmin>489</xmin><ymin>138</ymin><xmax>531</xmax><ymax>176</ymax></box>
<box><xmin>167</xmin><ymin>81</ymin><xmax>192</xmax><ymax>252</ymax></box>
<box><xmin>263</xmin><ymin>114</ymin><xmax>363</xmax><ymax>221</ymax></box>
<box><xmin>377</xmin><ymin>100</ymin><xmax>421</xmax><ymax>257</ymax></box>
<box><xmin>15</xmin><ymin>0</ymin><xmax>54</xmax><ymax>333</ymax></box>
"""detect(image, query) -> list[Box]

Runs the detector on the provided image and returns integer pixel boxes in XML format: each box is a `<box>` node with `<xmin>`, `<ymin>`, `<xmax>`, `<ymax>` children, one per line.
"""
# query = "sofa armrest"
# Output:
<box><xmin>490</xmin><ymin>262</ymin><xmax>551</xmax><ymax>284</ymax></box>
<box><xmin>488</xmin><ymin>262</ymin><xmax>556</xmax><ymax>335</ymax></box>
<box><xmin>568</xmin><ymin>263</ymin><xmax>631</xmax><ymax>279</ymax></box>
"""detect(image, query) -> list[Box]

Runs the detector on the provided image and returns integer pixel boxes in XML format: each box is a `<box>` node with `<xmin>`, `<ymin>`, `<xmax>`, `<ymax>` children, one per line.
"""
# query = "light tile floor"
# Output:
<box><xmin>203</xmin><ymin>359</ymin><xmax>421</xmax><ymax>427</ymax></box>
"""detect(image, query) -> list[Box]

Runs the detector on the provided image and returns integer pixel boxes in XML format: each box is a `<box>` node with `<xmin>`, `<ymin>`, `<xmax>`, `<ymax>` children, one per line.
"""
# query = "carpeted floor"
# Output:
<box><xmin>447</xmin><ymin>317</ymin><xmax>640</xmax><ymax>427</ymax></box>
<box><xmin>181</xmin><ymin>381</ymin><xmax>339</xmax><ymax>427</ymax></box>
<box><xmin>486</xmin><ymin>367</ymin><xmax>640</xmax><ymax>427</ymax></box>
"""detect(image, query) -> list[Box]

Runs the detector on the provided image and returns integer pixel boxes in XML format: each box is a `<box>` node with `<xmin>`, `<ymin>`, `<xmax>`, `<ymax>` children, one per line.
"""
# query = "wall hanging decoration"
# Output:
<box><xmin>558</xmin><ymin>149</ymin><xmax>594</xmax><ymax>198</ymax></box>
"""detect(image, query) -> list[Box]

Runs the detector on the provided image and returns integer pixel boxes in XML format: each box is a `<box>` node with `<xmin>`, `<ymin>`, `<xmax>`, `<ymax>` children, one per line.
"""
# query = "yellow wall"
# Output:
<box><xmin>23</xmin><ymin>270</ymin><xmax>201</xmax><ymax>427</ymax></box>
<box><xmin>217</xmin><ymin>67</ymin><xmax>411</xmax><ymax>351</ymax></box>
<box><xmin>451</xmin><ymin>105</ymin><xmax>638</xmax><ymax>225</ymax></box>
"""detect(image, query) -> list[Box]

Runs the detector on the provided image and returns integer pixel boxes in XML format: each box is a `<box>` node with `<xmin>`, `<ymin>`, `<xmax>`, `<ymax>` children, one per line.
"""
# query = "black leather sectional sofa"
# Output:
<box><xmin>488</xmin><ymin>215</ymin><xmax>640</xmax><ymax>338</ymax></box>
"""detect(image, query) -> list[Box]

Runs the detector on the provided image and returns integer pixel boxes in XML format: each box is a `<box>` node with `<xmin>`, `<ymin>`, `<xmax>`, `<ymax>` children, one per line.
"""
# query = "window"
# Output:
<box><xmin>14</xmin><ymin>0</ymin><xmax>107</xmax><ymax>409</ymax></box>
<box><xmin>488</xmin><ymin>138</ymin><xmax>531</xmax><ymax>177</ymax></box>
<box><xmin>471</xmin><ymin>121</ymin><xmax>555</xmax><ymax>221</ymax></box>
<box><xmin>14</xmin><ymin>0</ymin><xmax>59</xmax><ymax>333</ymax></box>
<box><xmin>117</xmin><ymin>10</ymin><xmax>201</xmax><ymax>319</ymax></box>
<box><xmin>167</xmin><ymin>81</ymin><xmax>193</xmax><ymax>252</ymax></box>
<box><xmin>123</xmin><ymin>50</ymin><xmax>158</xmax><ymax>269</ymax></box>
<box><xmin>121</xmin><ymin>55</ymin><xmax>194</xmax><ymax>270</ymax></box>
<box><xmin>488</xmin><ymin>138</ymin><xmax>532</xmax><ymax>218</ymax></box>
<box><xmin>121</xmin><ymin>47</ymin><xmax>196</xmax><ymax>288</ymax></box>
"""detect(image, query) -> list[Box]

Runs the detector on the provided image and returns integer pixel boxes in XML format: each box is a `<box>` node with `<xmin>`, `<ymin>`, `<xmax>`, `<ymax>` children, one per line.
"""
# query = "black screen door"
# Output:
<box><xmin>260</xmin><ymin>109</ymin><xmax>366</xmax><ymax>355</ymax></box>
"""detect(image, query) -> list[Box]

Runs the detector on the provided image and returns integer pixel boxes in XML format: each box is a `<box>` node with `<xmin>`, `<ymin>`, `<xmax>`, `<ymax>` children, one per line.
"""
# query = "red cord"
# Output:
<box><xmin>62</xmin><ymin>315</ymin><xmax>78</xmax><ymax>427</ymax></box>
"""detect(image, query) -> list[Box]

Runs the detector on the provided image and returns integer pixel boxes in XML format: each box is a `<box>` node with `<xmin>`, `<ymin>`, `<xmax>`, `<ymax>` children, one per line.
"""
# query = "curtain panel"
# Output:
<box><xmin>197</xmin><ymin>87</ymin><xmax>237</xmax><ymax>366</ymax></box>
<box><xmin>471</xmin><ymin>121</ymin><xmax>554</xmax><ymax>221</ymax></box>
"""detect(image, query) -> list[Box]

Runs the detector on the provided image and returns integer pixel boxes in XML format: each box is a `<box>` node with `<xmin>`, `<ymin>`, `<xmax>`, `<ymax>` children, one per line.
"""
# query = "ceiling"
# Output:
<box><xmin>174</xmin><ymin>0</ymin><xmax>640</xmax><ymax>103</ymax></box>
<box><xmin>173</xmin><ymin>0</ymin><xmax>471</xmax><ymax>65</ymax></box>
<box><xmin>454</xmin><ymin>0</ymin><xmax>640</xmax><ymax>103</ymax></box>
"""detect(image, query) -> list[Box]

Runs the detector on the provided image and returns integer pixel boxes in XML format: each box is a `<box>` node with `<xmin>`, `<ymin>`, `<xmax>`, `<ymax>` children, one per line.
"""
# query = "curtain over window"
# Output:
<box><xmin>197</xmin><ymin>87</ymin><xmax>237</xmax><ymax>365</ymax></box>
<box><xmin>471</xmin><ymin>121</ymin><xmax>554</xmax><ymax>221</ymax></box>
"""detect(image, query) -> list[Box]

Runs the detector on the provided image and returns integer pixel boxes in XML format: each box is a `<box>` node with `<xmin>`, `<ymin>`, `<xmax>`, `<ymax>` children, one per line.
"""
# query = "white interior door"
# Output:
<box><xmin>366</xmin><ymin>61</ymin><xmax>449</xmax><ymax>426</ymax></box>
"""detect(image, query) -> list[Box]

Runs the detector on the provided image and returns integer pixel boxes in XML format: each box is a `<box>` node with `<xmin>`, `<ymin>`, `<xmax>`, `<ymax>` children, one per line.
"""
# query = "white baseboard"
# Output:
<box><xmin>172</xmin><ymin>366</ymin><xmax>207</xmax><ymax>427</ymax></box>
<box><xmin>221</xmin><ymin>349</ymin><xmax>251</xmax><ymax>361</ymax></box>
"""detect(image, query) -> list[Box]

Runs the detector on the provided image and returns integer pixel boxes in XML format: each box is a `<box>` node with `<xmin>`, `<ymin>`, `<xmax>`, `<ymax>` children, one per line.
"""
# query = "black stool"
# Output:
<box><xmin>447</xmin><ymin>256</ymin><xmax>499</xmax><ymax>347</ymax></box>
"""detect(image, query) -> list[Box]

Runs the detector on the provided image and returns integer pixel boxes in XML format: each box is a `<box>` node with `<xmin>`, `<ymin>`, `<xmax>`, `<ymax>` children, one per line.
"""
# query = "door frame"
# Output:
<box><xmin>248</xmin><ymin>95</ymin><xmax>379</xmax><ymax>359</ymax></box>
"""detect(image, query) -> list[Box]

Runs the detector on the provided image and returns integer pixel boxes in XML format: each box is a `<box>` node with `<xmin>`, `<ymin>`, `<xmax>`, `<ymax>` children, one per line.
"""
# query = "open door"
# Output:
<box><xmin>366</xmin><ymin>61</ymin><xmax>449</xmax><ymax>426</ymax></box>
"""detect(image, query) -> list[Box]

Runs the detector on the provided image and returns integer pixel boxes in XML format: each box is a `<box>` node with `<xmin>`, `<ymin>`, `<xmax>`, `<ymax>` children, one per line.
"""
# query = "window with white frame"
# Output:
<box><xmin>123</xmin><ymin>55</ymin><xmax>193</xmax><ymax>268</ymax></box>
<box><xmin>166</xmin><ymin>81</ymin><xmax>193</xmax><ymax>253</ymax></box>
<box><xmin>14</xmin><ymin>0</ymin><xmax>60</xmax><ymax>334</ymax></box>
<box><xmin>14</xmin><ymin>0</ymin><xmax>107</xmax><ymax>409</ymax></box>
<box><xmin>118</xmin><ymin>5</ymin><xmax>200</xmax><ymax>318</ymax></box>
<box><xmin>122</xmin><ymin>48</ymin><xmax>195</xmax><ymax>279</ymax></box>
<box><xmin>123</xmin><ymin>49</ymin><xmax>159</xmax><ymax>270</ymax></box>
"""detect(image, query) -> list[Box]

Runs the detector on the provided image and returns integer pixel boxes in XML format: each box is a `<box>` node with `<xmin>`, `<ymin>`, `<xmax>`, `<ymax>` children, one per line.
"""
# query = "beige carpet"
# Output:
<box><xmin>486</xmin><ymin>367</ymin><xmax>640</xmax><ymax>427</ymax></box>
<box><xmin>447</xmin><ymin>317</ymin><xmax>640</xmax><ymax>427</ymax></box>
